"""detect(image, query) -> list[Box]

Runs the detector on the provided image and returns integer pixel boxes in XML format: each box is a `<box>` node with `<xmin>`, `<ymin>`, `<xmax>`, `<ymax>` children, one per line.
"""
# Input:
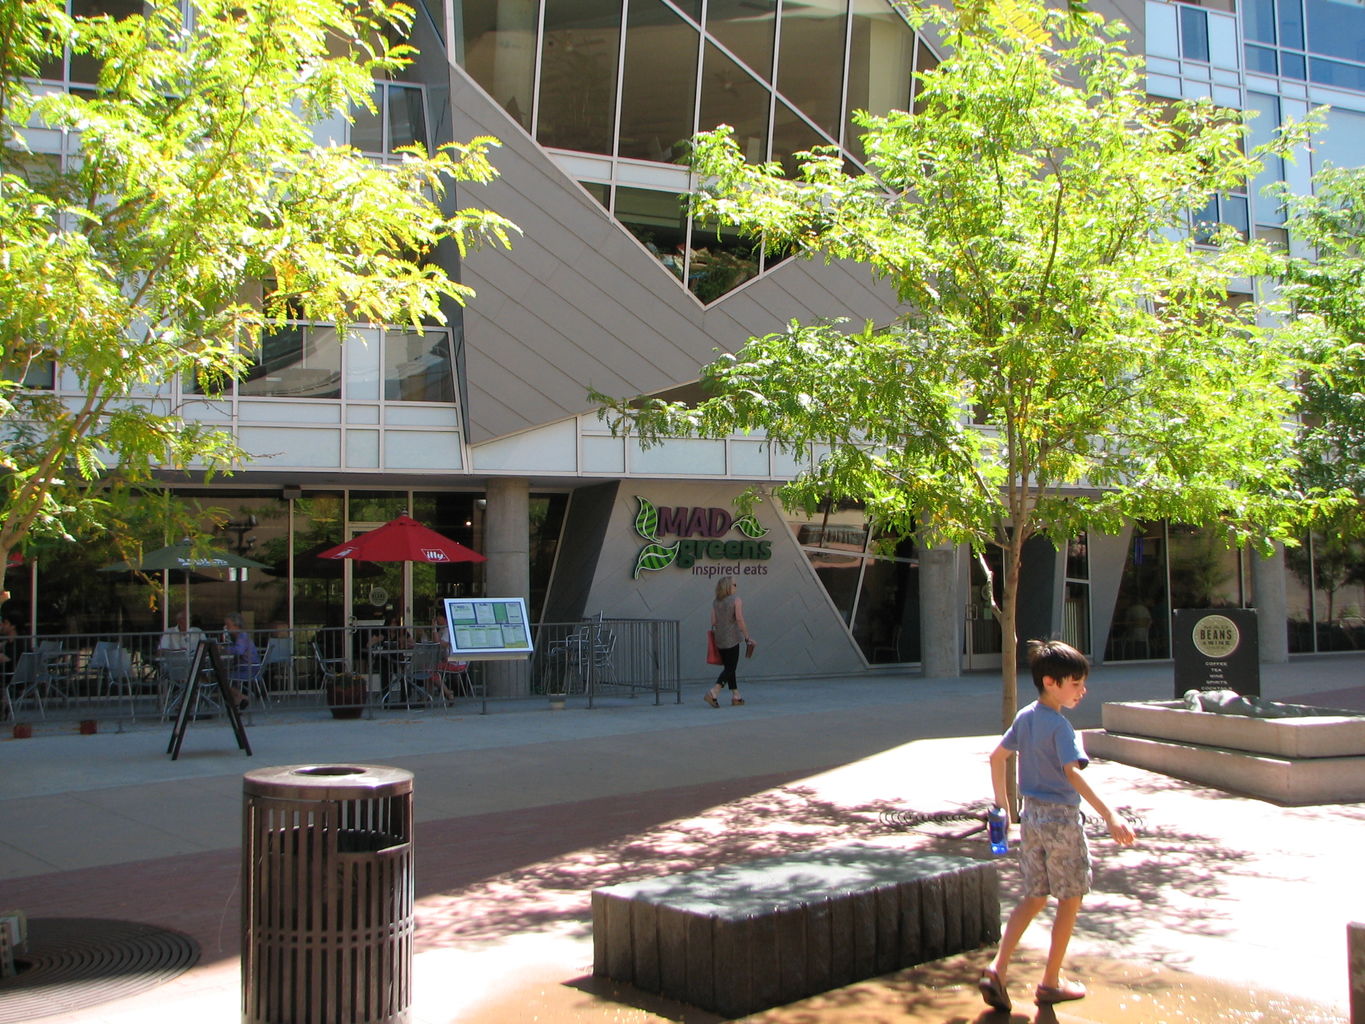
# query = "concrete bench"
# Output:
<box><xmin>591</xmin><ymin>843</ymin><xmax>999</xmax><ymax>1018</ymax></box>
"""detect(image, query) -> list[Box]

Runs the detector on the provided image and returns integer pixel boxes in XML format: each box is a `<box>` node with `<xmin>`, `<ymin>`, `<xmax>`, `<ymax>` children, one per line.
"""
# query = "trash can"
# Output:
<box><xmin>242</xmin><ymin>764</ymin><xmax>414</xmax><ymax>1024</ymax></box>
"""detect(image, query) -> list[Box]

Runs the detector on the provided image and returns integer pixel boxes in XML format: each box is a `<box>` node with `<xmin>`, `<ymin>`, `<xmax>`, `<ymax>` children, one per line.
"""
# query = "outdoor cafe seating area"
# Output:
<box><xmin>1</xmin><ymin>618</ymin><xmax>680</xmax><ymax>727</ymax></box>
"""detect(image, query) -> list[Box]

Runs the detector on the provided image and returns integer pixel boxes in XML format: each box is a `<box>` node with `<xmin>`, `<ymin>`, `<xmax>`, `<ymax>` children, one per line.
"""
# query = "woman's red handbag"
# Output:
<box><xmin>706</xmin><ymin>629</ymin><xmax>722</xmax><ymax>665</ymax></box>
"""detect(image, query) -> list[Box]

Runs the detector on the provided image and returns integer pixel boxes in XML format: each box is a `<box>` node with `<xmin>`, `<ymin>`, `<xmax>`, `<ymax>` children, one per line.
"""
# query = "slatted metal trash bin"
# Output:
<box><xmin>242</xmin><ymin>764</ymin><xmax>414</xmax><ymax>1024</ymax></box>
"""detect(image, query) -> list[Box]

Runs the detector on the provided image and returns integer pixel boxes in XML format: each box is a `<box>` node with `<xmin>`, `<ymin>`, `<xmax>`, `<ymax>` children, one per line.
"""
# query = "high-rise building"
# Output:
<box><xmin>8</xmin><ymin>0</ymin><xmax>1365</xmax><ymax>681</ymax></box>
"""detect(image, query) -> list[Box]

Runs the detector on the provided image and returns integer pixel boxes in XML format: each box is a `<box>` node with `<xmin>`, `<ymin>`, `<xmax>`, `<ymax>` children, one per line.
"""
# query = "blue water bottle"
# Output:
<box><xmin>988</xmin><ymin>806</ymin><xmax>1009</xmax><ymax>856</ymax></box>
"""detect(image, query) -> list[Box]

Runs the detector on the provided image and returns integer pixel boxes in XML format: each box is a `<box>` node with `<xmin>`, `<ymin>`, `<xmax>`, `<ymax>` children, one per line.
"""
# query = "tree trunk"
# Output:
<box><xmin>999</xmin><ymin>538</ymin><xmax>1024</xmax><ymax>815</ymax></box>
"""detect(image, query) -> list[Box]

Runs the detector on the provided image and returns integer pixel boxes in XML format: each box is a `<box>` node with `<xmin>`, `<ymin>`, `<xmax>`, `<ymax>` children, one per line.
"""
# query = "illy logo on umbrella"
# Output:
<box><xmin>422</xmin><ymin>549</ymin><xmax>449</xmax><ymax>562</ymax></box>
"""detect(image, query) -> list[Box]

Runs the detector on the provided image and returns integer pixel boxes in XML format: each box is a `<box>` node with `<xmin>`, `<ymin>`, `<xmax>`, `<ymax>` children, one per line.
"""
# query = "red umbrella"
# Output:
<box><xmin>317</xmin><ymin>515</ymin><xmax>486</xmax><ymax>564</ymax></box>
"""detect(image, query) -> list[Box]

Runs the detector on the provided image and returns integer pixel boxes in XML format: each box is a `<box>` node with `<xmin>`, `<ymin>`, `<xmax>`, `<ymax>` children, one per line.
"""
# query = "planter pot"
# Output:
<box><xmin>547</xmin><ymin>694</ymin><xmax>567</xmax><ymax>712</ymax></box>
<box><xmin>326</xmin><ymin>674</ymin><xmax>368</xmax><ymax>720</ymax></box>
<box><xmin>12</xmin><ymin>723</ymin><xmax>33</xmax><ymax>739</ymax></box>
<box><xmin>79</xmin><ymin>720</ymin><xmax>98</xmax><ymax>735</ymax></box>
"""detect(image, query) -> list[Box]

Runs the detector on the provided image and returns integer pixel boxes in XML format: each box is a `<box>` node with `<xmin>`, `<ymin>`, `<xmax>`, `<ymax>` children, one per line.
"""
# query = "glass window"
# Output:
<box><xmin>1306</xmin><ymin>0</ymin><xmax>1365</xmax><ymax>58</ymax></box>
<box><xmin>776</xmin><ymin>0</ymin><xmax>847</xmax><ymax>139</ymax></box>
<box><xmin>537</xmin><ymin>0</ymin><xmax>620</xmax><ymax>155</ymax></box>
<box><xmin>1066</xmin><ymin>533</ymin><xmax>1089</xmax><ymax>581</ymax></box>
<box><xmin>1315</xmin><ymin>106</ymin><xmax>1365</xmax><ymax>171</ymax></box>
<box><xmin>384</xmin><ymin>329</ymin><xmax>456</xmax><ymax>403</ymax></box>
<box><xmin>1245</xmin><ymin>44</ymin><xmax>1279</xmax><ymax>74</ymax></box>
<box><xmin>688</xmin><ymin>220</ymin><xmax>759</xmax><ymax>302</ymax></box>
<box><xmin>284</xmin><ymin>492</ymin><xmax>348</xmax><ymax>638</ymax></box>
<box><xmin>699</xmin><ymin>41</ymin><xmax>770</xmax><ymax>161</ymax></box>
<box><xmin>387</xmin><ymin>85</ymin><xmax>428</xmax><ymax>150</ymax></box>
<box><xmin>68</xmin><ymin>0</ymin><xmax>143</xmax><ymax>84</ymax></box>
<box><xmin>1168</xmin><ymin>525</ymin><xmax>1246</xmax><ymax>611</ymax></box>
<box><xmin>351</xmin><ymin>87</ymin><xmax>385</xmax><ymax>153</ymax></box>
<box><xmin>239</xmin><ymin>326</ymin><xmax>344</xmax><ymax>399</ymax></box>
<box><xmin>771</xmin><ymin>100</ymin><xmax>826</xmax><ymax>178</ymax></box>
<box><xmin>580</xmin><ymin>180</ymin><xmax>610</xmax><ymax>207</ymax></box>
<box><xmin>1246</xmin><ymin>93</ymin><xmax>1285</xmax><ymax>226</ymax></box>
<box><xmin>852</xmin><ymin>549</ymin><xmax>920</xmax><ymax>664</ymax></box>
<box><xmin>845</xmin><ymin>0</ymin><xmax>915</xmax><ymax>163</ymax></box>
<box><xmin>1244</xmin><ymin>0</ymin><xmax>1277</xmax><ymax>43</ymax></box>
<box><xmin>615</xmin><ymin>186</ymin><xmax>688</xmax><ymax>280</ymax></box>
<box><xmin>1310</xmin><ymin>56</ymin><xmax>1365</xmax><ymax>92</ymax></box>
<box><xmin>1180</xmin><ymin>5</ymin><xmax>1210</xmax><ymax>62</ymax></box>
<box><xmin>411</xmin><ymin>492</ymin><xmax>487</xmax><ymax>617</ymax></box>
<box><xmin>454</xmin><ymin>0</ymin><xmax>536</xmax><ymax>130</ymax></box>
<box><xmin>1280</xmin><ymin>0</ymin><xmax>1306</xmax><ymax>50</ymax></box>
<box><xmin>1281</xmin><ymin>50</ymin><xmax>1307</xmax><ymax>79</ymax></box>
<box><xmin>1286</xmin><ymin>534</ymin><xmax>1314</xmax><ymax>653</ymax></box>
<box><xmin>1063</xmin><ymin>582</ymin><xmax>1091</xmax><ymax>655</ymax></box>
<box><xmin>1105</xmin><ymin>521</ymin><xmax>1170</xmax><ymax>661</ymax></box>
<box><xmin>1286</xmin><ymin>534</ymin><xmax>1365</xmax><ymax>653</ymax></box>
<box><xmin>705</xmin><ymin>0</ymin><xmax>777</xmax><ymax>83</ymax></box>
<box><xmin>618</xmin><ymin>0</ymin><xmax>700</xmax><ymax>163</ymax></box>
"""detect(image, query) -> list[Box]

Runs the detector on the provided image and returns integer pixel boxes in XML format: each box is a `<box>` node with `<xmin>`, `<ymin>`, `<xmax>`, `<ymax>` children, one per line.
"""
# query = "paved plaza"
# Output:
<box><xmin>2</xmin><ymin>656</ymin><xmax>1363</xmax><ymax>1023</ymax></box>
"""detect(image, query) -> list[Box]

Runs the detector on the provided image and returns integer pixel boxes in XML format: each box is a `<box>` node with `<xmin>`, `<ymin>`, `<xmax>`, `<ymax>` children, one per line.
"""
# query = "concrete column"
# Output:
<box><xmin>1252</xmin><ymin>541</ymin><xmax>1289</xmax><ymax>664</ymax></box>
<box><xmin>919</xmin><ymin>539</ymin><xmax>961</xmax><ymax>679</ymax></box>
<box><xmin>484</xmin><ymin>477</ymin><xmax>531</xmax><ymax>697</ymax></box>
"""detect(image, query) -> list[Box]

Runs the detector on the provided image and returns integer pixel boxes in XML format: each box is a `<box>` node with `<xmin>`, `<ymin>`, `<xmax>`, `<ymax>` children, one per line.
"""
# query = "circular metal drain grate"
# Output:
<box><xmin>0</xmin><ymin>918</ymin><xmax>200</xmax><ymax>1023</ymax></box>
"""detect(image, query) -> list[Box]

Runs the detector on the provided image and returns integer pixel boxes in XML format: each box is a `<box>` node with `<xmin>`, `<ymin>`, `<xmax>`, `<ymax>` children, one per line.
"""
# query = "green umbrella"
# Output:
<box><xmin>101</xmin><ymin>540</ymin><xmax>269</xmax><ymax>621</ymax></box>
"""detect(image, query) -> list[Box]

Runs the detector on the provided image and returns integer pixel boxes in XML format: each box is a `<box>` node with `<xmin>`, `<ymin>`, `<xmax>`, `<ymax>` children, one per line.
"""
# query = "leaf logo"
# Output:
<box><xmin>634</xmin><ymin>541</ymin><xmax>680</xmax><ymax>578</ymax></box>
<box><xmin>732</xmin><ymin>514</ymin><xmax>768</xmax><ymax>539</ymax></box>
<box><xmin>634</xmin><ymin>496</ymin><xmax>660</xmax><ymax>541</ymax></box>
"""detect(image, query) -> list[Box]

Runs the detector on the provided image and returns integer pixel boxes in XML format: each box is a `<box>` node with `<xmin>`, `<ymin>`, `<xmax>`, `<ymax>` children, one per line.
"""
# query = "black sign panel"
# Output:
<box><xmin>1172</xmin><ymin>608</ymin><xmax>1260</xmax><ymax>698</ymax></box>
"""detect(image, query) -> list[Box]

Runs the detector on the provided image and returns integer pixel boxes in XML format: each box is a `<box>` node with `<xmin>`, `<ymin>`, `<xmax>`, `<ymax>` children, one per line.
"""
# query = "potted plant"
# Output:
<box><xmin>547</xmin><ymin>689</ymin><xmax>567</xmax><ymax>712</ymax></box>
<box><xmin>325</xmin><ymin>672</ymin><xmax>367</xmax><ymax>719</ymax></box>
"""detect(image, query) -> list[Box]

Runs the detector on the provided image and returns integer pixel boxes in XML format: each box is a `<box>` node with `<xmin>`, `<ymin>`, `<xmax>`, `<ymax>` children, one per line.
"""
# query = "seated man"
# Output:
<box><xmin>159</xmin><ymin>612</ymin><xmax>204</xmax><ymax>652</ymax></box>
<box><xmin>223</xmin><ymin>612</ymin><xmax>259</xmax><ymax>710</ymax></box>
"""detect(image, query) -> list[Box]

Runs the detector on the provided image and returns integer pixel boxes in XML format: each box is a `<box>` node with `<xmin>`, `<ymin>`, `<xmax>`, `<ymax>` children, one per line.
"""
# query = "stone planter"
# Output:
<box><xmin>547</xmin><ymin>693</ymin><xmax>567</xmax><ymax>711</ymax></box>
<box><xmin>326</xmin><ymin>674</ymin><xmax>368</xmax><ymax>720</ymax></box>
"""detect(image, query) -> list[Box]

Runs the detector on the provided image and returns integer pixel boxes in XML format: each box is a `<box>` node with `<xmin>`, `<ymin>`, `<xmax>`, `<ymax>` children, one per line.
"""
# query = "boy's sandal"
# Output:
<box><xmin>704</xmin><ymin>694</ymin><xmax>719</xmax><ymax>708</ymax></box>
<box><xmin>1035</xmin><ymin>979</ymin><xmax>1086</xmax><ymax>1004</ymax></box>
<box><xmin>977</xmin><ymin>968</ymin><xmax>1011</xmax><ymax>1011</ymax></box>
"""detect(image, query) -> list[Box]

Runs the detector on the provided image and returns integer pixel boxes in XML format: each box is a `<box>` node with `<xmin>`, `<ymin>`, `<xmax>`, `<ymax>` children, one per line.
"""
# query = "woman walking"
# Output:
<box><xmin>705</xmin><ymin>577</ymin><xmax>754</xmax><ymax>707</ymax></box>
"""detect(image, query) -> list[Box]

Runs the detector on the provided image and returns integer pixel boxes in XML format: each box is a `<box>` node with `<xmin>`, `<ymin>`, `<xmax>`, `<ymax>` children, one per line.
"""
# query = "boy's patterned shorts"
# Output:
<box><xmin>1019</xmin><ymin>799</ymin><xmax>1091</xmax><ymax>900</ymax></box>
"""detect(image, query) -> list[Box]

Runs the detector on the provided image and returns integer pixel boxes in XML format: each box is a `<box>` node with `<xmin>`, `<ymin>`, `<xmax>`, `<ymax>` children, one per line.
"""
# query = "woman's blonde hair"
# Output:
<box><xmin>714</xmin><ymin>577</ymin><xmax>736</xmax><ymax>601</ymax></box>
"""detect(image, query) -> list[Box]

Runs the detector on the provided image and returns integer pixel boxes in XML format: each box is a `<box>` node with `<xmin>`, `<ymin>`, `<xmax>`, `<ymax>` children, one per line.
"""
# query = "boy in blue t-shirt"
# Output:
<box><xmin>977</xmin><ymin>639</ymin><xmax>1136</xmax><ymax>1012</ymax></box>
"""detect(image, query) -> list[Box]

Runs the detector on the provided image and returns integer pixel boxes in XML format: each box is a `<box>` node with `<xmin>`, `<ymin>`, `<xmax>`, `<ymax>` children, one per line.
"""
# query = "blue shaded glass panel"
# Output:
<box><xmin>1282</xmin><ymin>51</ymin><xmax>1307</xmax><ymax>79</ymax></box>
<box><xmin>388</xmin><ymin>85</ymin><xmax>428</xmax><ymax>151</ymax></box>
<box><xmin>1244</xmin><ymin>44</ymin><xmax>1279</xmax><ymax>75</ymax></box>
<box><xmin>1309</xmin><ymin>56</ymin><xmax>1365</xmax><ymax>90</ymax></box>
<box><xmin>1244</xmin><ymin>0</ymin><xmax>1277</xmax><ymax>43</ymax></box>
<box><xmin>1180</xmin><ymin>5</ymin><xmax>1209</xmax><ymax>61</ymax></box>
<box><xmin>1306</xmin><ymin>0</ymin><xmax>1365</xmax><ymax>60</ymax></box>
<box><xmin>1280</xmin><ymin>0</ymin><xmax>1306</xmax><ymax>49</ymax></box>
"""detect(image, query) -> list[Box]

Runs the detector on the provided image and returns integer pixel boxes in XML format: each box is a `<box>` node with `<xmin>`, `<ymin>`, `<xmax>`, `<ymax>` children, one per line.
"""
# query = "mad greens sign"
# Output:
<box><xmin>632</xmin><ymin>496</ymin><xmax>772</xmax><ymax>579</ymax></box>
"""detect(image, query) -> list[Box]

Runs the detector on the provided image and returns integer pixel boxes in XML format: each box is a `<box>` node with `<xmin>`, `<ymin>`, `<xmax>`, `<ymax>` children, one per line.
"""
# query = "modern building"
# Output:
<box><xmin>8</xmin><ymin>0</ymin><xmax>1365</xmax><ymax>687</ymax></box>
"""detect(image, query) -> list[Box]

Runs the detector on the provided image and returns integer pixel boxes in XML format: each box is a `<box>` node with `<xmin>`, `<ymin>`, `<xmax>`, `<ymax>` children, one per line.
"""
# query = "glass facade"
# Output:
<box><xmin>8</xmin><ymin>489</ymin><xmax>567</xmax><ymax>637</ymax></box>
<box><xmin>786</xmin><ymin>501</ymin><xmax>920</xmax><ymax>665</ymax></box>
<box><xmin>1243</xmin><ymin>0</ymin><xmax>1365</xmax><ymax>90</ymax></box>
<box><xmin>452</xmin><ymin>0</ymin><xmax>935</xmax><ymax>302</ymax></box>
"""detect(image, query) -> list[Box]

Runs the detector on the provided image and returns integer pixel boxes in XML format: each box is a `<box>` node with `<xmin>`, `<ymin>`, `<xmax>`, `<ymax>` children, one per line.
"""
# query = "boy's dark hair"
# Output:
<box><xmin>1027</xmin><ymin>638</ymin><xmax>1089</xmax><ymax>692</ymax></box>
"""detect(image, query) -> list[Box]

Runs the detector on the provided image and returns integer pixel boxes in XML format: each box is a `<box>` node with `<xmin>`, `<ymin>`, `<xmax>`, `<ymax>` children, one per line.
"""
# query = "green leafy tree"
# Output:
<box><xmin>598</xmin><ymin>0</ymin><xmax>1338</xmax><ymax>733</ymax></box>
<box><xmin>1280</xmin><ymin>165</ymin><xmax>1365</xmax><ymax>500</ymax></box>
<box><xmin>0</xmin><ymin>0</ymin><xmax>517</xmax><ymax>595</ymax></box>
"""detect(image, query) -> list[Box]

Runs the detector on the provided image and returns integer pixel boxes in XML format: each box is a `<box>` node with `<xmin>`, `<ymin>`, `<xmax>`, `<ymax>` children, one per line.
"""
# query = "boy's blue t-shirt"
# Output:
<box><xmin>1001</xmin><ymin>700</ymin><xmax>1088</xmax><ymax>806</ymax></box>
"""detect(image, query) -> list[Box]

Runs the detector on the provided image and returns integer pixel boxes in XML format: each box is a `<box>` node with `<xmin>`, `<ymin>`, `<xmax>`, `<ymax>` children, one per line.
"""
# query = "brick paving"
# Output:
<box><xmin>2</xmin><ymin>661</ymin><xmax>1362</xmax><ymax>1022</ymax></box>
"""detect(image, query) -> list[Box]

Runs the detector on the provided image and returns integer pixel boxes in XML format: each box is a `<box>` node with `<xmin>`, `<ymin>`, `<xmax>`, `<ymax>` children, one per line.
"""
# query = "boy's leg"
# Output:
<box><xmin>1039</xmin><ymin>894</ymin><xmax>1082</xmax><ymax>988</ymax></box>
<box><xmin>989</xmin><ymin>895</ymin><xmax>1046</xmax><ymax>981</ymax></box>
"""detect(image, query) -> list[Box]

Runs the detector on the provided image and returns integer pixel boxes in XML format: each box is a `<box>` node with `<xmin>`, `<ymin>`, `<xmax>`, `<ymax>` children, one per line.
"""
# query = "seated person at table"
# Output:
<box><xmin>429</xmin><ymin>611</ymin><xmax>466</xmax><ymax>700</ymax></box>
<box><xmin>159</xmin><ymin>612</ymin><xmax>204</xmax><ymax>652</ymax></box>
<box><xmin>223</xmin><ymin>612</ymin><xmax>258</xmax><ymax>710</ymax></box>
<box><xmin>1</xmin><ymin>614</ymin><xmax>29</xmax><ymax>700</ymax></box>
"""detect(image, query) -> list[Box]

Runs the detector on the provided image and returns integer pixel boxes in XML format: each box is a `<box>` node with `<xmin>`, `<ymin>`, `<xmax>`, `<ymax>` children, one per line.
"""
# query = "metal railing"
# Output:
<box><xmin>2</xmin><ymin>618</ymin><xmax>680</xmax><ymax>725</ymax></box>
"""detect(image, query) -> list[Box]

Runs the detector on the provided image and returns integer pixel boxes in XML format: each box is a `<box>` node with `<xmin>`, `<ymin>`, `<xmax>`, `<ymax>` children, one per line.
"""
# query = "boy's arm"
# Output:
<box><xmin>1064</xmin><ymin>762</ymin><xmax>1136</xmax><ymax>845</ymax></box>
<box><xmin>989</xmin><ymin>743</ymin><xmax>1012</xmax><ymax>814</ymax></box>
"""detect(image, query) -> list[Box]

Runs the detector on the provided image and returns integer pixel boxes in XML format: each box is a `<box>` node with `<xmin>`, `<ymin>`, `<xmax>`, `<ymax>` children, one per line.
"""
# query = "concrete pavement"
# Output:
<box><xmin>2</xmin><ymin>656</ymin><xmax>1363</xmax><ymax>1022</ymax></box>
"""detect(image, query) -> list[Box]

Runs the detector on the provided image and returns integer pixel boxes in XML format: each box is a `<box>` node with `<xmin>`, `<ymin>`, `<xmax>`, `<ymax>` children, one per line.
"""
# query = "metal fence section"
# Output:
<box><xmin>2</xmin><ymin>618</ymin><xmax>680</xmax><ymax>725</ymax></box>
